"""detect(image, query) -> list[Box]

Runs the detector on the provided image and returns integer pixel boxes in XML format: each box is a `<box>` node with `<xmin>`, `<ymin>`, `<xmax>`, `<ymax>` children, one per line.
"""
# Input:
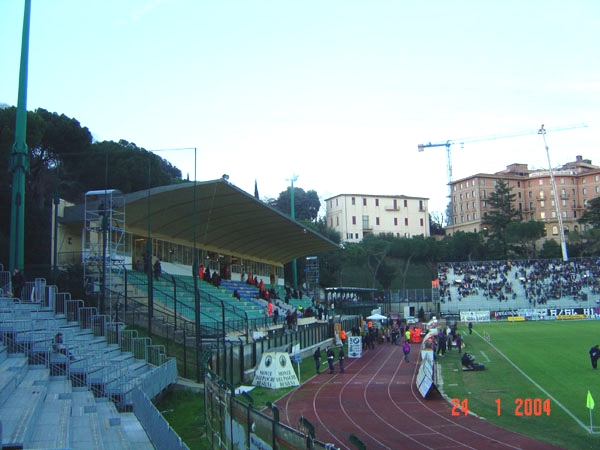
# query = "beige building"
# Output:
<box><xmin>325</xmin><ymin>194</ymin><xmax>430</xmax><ymax>243</ymax></box>
<box><xmin>446</xmin><ymin>155</ymin><xmax>600</xmax><ymax>239</ymax></box>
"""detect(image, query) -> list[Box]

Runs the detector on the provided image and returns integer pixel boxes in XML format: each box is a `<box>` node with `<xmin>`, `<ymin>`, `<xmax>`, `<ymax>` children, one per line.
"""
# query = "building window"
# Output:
<box><xmin>404</xmin><ymin>218</ymin><xmax>408</xmax><ymax>226</ymax></box>
<box><xmin>539</xmin><ymin>179</ymin><xmax>543</xmax><ymax>185</ymax></box>
<box><xmin>362</xmin><ymin>216</ymin><xmax>369</xmax><ymax>228</ymax></box>
<box><xmin>393</xmin><ymin>199</ymin><xmax>398</xmax><ymax>209</ymax></box>
<box><xmin>466</xmin><ymin>214</ymin><xmax>470</xmax><ymax>221</ymax></box>
<box><xmin>352</xmin><ymin>216</ymin><xmax>356</xmax><ymax>225</ymax></box>
<box><xmin>419</xmin><ymin>200</ymin><xmax>423</xmax><ymax>210</ymax></box>
<box><xmin>540</xmin><ymin>211</ymin><xmax>546</xmax><ymax>219</ymax></box>
<box><xmin>376</xmin><ymin>217</ymin><xmax>380</xmax><ymax>225</ymax></box>
<box><xmin>336</xmin><ymin>216</ymin><xmax>339</xmax><ymax>226</ymax></box>
<box><xmin>583</xmin><ymin>188</ymin><xmax>588</xmax><ymax>195</ymax></box>
<box><xmin>560</xmin><ymin>178</ymin><xmax>565</xmax><ymax>184</ymax></box>
<box><xmin>552</xmin><ymin>226</ymin><xmax>558</xmax><ymax>235</ymax></box>
<box><xmin>540</xmin><ymin>201</ymin><xmax>545</xmax><ymax>207</ymax></box>
<box><xmin>481</xmin><ymin>179</ymin><xmax>486</xmax><ymax>185</ymax></box>
<box><xmin>375</xmin><ymin>199</ymin><xmax>379</xmax><ymax>206</ymax></box>
<box><xmin>351</xmin><ymin>197</ymin><xmax>355</xmax><ymax>205</ymax></box>
<box><xmin>363</xmin><ymin>198</ymin><xmax>367</xmax><ymax>206</ymax></box>
<box><xmin>420</xmin><ymin>218</ymin><xmax>424</xmax><ymax>226</ymax></box>
<box><xmin>404</xmin><ymin>199</ymin><xmax>408</xmax><ymax>207</ymax></box>
<box><xmin>582</xmin><ymin>178</ymin><xmax>587</xmax><ymax>184</ymax></box>
<box><xmin>394</xmin><ymin>217</ymin><xmax>398</xmax><ymax>226</ymax></box>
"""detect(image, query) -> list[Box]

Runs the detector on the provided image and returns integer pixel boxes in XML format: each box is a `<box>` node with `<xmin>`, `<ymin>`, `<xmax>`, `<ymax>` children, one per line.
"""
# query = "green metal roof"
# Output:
<box><xmin>122</xmin><ymin>179</ymin><xmax>339</xmax><ymax>265</ymax></box>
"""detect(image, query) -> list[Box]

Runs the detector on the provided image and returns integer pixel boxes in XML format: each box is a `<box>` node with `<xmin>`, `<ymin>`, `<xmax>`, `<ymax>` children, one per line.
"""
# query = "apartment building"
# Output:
<box><xmin>446</xmin><ymin>155</ymin><xmax>600</xmax><ymax>239</ymax></box>
<box><xmin>325</xmin><ymin>194</ymin><xmax>430</xmax><ymax>243</ymax></box>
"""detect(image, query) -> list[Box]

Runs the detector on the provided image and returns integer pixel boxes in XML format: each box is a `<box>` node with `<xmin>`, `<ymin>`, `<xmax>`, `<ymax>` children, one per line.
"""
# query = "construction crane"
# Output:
<box><xmin>417</xmin><ymin>123</ymin><xmax>588</xmax><ymax>220</ymax></box>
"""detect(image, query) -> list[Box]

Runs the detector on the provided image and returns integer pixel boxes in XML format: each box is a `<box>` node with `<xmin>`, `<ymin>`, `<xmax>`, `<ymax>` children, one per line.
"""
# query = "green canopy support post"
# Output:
<box><xmin>9</xmin><ymin>0</ymin><xmax>32</xmax><ymax>273</ymax></box>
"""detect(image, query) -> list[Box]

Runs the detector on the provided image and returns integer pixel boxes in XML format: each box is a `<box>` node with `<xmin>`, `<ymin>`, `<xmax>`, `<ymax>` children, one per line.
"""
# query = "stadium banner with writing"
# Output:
<box><xmin>494</xmin><ymin>307</ymin><xmax>600</xmax><ymax>321</ymax></box>
<box><xmin>460</xmin><ymin>311</ymin><xmax>490</xmax><ymax>323</ymax></box>
<box><xmin>348</xmin><ymin>336</ymin><xmax>363</xmax><ymax>359</ymax></box>
<box><xmin>252</xmin><ymin>352</ymin><xmax>299</xmax><ymax>389</ymax></box>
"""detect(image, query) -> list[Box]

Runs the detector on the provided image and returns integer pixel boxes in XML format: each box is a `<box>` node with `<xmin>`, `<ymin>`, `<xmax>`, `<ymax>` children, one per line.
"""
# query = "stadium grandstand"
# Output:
<box><xmin>0</xmin><ymin>179</ymin><xmax>339</xmax><ymax>449</ymax></box>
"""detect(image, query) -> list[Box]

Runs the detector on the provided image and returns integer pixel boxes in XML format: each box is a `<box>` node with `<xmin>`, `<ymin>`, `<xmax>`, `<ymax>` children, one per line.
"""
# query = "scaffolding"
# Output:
<box><xmin>304</xmin><ymin>256</ymin><xmax>319</xmax><ymax>300</ymax></box>
<box><xmin>83</xmin><ymin>190</ymin><xmax>126</xmax><ymax>311</ymax></box>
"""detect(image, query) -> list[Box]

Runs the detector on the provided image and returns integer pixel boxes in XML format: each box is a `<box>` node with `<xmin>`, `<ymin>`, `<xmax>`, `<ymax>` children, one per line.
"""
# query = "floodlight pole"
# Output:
<box><xmin>538</xmin><ymin>125</ymin><xmax>568</xmax><ymax>262</ymax></box>
<box><xmin>9</xmin><ymin>0</ymin><xmax>32</xmax><ymax>272</ymax></box>
<box><xmin>287</xmin><ymin>175</ymin><xmax>299</xmax><ymax>288</ymax></box>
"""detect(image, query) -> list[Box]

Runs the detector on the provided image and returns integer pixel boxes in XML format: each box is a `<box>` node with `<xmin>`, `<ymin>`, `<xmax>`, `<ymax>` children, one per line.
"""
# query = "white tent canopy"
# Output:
<box><xmin>366</xmin><ymin>313</ymin><xmax>387</xmax><ymax>321</ymax></box>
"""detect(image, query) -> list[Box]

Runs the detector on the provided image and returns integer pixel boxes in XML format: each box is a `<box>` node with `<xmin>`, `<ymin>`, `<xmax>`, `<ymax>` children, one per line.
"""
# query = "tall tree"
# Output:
<box><xmin>483</xmin><ymin>179</ymin><xmax>519</xmax><ymax>258</ymax></box>
<box><xmin>268</xmin><ymin>187</ymin><xmax>321</xmax><ymax>222</ymax></box>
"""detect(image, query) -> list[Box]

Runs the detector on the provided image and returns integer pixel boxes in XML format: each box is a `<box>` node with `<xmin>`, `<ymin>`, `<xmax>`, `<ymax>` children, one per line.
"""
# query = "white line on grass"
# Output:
<box><xmin>479</xmin><ymin>351</ymin><xmax>490</xmax><ymax>362</ymax></box>
<box><xmin>475</xmin><ymin>330</ymin><xmax>590</xmax><ymax>432</ymax></box>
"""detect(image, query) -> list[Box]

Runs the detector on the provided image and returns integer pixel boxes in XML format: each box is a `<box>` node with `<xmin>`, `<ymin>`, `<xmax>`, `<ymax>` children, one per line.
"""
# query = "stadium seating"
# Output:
<box><xmin>438</xmin><ymin>258</ymin><xmax>600</xmax><ymax>315</ymax></box>
<box><xmin>0</xmin><ymin>277</ymin><xmax>178</xmax><ymax>449</ymax></box>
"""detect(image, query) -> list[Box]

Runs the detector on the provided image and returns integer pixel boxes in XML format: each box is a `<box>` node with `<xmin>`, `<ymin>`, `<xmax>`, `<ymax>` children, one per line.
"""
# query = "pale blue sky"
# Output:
<box><xmin>1</xmin><ymin>0</ymin><xmax>598</xmax><ymax>215</ymax></box>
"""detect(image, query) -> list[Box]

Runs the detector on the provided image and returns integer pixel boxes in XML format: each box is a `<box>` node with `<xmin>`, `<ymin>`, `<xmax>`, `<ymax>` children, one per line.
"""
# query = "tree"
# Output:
<box><xmin>483</xmin><ymin>179</ymin><xmax>519</xmax><ymax>258</ymax></box>
<box><xmin>578</xmin><ymin>197</ymin><xmax>600</xmax><ymax>228</ymax></box>
<box><xmin>268</xmin><ymin>187</ymin><xmax>321</xmax><ymax>222</ymax></box>
<box><xmin>362</xmin><ymin>234</ymin><xmax>392</xmax><ymax>288</ymax></box>
<box><xmin>444</xmin><ymin>231</ymin><xmax>484</xmax><ymax>262</ymax></box>
<box><xmin>539</xmin><ymin>239</ymin><xmax>562</xmax><ymax>259</ymax></box>
<box><xmin>506</xmin><ymin>221</ymin><xmax>545</xmax><ymax>259</ymax></box>
<box><xmin>429</xmin><ymin>212</ymin><xmax>446</xmax><ymax>236</ymax></box>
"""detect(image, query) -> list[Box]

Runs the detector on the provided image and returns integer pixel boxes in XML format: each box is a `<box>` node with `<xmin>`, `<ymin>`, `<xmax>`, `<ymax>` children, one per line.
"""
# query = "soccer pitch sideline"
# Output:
<box><xmin>438</xmin><ymin>320</ymin><xmax>600</xmax><ymax>450</ymax></box>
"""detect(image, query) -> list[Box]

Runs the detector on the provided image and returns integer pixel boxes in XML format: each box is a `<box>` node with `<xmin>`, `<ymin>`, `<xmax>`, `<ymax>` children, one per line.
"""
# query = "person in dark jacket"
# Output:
<box><xmin>338</xmin><ymin>346</ymin><xmax>345</xmax><ymax>373</ymax></box>
<box><xmin>590</xmin><ymin>344</ymin><xmax>600</xmax><ymax>369</ymax></box>
<box><xmin>327</xmin><ymin>347</ymin><xmax>335</xmax><ymax>373</ymax></box>
<box><xmin>313</xmin><ymin>347</ymin><xmax>322</xmax><ymax>374</ymax></box>
<box><xmin>11</xmin><ymin>268</ymin><xmax>26</xmax><ymax>300</ymax></box>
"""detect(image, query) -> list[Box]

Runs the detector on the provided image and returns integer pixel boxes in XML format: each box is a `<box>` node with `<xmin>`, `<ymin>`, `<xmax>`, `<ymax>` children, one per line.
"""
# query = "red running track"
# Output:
<box><xmin>275</xmin><ymin>342</ymin><xmax>564</xmax><ymax>450</ymax></box>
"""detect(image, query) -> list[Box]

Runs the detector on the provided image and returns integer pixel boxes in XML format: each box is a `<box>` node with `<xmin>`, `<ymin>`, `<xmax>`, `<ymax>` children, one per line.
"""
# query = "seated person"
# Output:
<box><xmin>53</xmin><ymin>332</ymin><xmax>75</xmax><ymax>360</ymax></box>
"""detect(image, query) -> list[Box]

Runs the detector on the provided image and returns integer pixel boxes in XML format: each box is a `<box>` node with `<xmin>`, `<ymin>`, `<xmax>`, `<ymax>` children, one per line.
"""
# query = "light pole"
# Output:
<box><xmin>538</xmin><ymin>125</ymin><xmax>568</xmax><ymax>261</ymax></box>
<box><xmin>9</xmin><ymin>0</ymin><xmax>31</xmax><ymax>272</ymax></box>
<box><xmin>287</xmin><ymin>175</ymin><xmax>298</xmax><ymax>288</ymax></box>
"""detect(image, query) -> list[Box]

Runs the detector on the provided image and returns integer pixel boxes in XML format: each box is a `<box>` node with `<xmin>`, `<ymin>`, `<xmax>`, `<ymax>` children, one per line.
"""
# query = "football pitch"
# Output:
<box><xmin>438</xmin><ymin>320</ymin><xmax>600</xmax><ymax>450</ymax></box>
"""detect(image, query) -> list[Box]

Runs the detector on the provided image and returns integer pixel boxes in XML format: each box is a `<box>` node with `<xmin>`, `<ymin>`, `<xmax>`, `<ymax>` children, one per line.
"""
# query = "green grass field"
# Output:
<box><xmin>438</xmin><ymin>320</ymin><xmax>600</xmax><ymax>450</ymax></box>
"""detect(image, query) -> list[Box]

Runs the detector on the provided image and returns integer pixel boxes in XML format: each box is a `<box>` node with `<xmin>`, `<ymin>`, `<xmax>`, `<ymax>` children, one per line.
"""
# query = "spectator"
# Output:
<box><xmin>11</xmin><ymin>268</ymin><xmax>26</xmax><ymax>300</ymax></box>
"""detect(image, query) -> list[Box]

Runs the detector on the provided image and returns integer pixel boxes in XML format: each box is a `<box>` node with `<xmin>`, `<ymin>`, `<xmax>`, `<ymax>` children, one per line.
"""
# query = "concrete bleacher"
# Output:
<box><xmin>0</xmin><ymin>286</ymin><xmax>179</xmax><ymax>449</ymax></box>
<box><xmin>438</xmin><ymin>259</ymin><xmax>600</xmax><ymax>314</ymax></box>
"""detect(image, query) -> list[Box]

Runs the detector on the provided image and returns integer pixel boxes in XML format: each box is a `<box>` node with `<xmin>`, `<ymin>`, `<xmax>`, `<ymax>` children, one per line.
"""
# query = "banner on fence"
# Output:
<box><xmin>460</xmin><ymin>311</ymin><xmax>490</xmax><ymax>323</ymax></box>
<box><xmin>348</xmin><ymin>335</ymin><xmax>362</xmax><ymax>359</ymax></box>
<box><xmin>252</xmin><ymin>352</ymin><xmax>299</xmax><ymax>389</ymax></box>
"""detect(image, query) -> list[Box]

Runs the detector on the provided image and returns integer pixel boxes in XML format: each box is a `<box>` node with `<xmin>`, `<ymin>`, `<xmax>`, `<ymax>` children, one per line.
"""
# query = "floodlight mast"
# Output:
<box><xmin>417</xmin><ymin>123</ymin><xmax>588</xmax><ymax>225</ymax></box>
<box><xmin>538</xmin><ymin>125</ymin><xmax>568</xmax><ymax>262</ymax></box>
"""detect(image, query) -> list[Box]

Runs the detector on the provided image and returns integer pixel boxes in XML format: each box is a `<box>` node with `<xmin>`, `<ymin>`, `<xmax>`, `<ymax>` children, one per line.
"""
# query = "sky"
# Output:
<box><xmin>1</xmin><ymin>0</ymin><xmax>599</xmax><ymax>217</ymax></box>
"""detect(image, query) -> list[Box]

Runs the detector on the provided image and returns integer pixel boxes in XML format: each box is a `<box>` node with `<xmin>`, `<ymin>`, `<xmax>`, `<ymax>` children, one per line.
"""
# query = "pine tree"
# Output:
<box><xmin>483</xmin><ymin>179</ymin><xmax>520</xmax><ymax>258</ymax></box>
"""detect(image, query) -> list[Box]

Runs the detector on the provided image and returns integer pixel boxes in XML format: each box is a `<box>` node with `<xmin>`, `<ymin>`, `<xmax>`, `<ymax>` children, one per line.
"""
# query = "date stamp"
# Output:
<box><xmin>451</xmin><ymin>398</ymin><xmax>551</xmax><ymax>417</ymax></box>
